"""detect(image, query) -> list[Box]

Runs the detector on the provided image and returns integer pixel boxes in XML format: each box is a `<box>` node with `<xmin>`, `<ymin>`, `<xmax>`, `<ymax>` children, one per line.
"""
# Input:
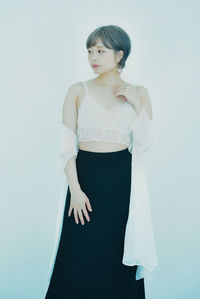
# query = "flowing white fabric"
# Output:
<box><xmin>56</xmin><ymin>124</ymin><xmax>79</xmax><ymax>170</ymax></box>
<box><xmin>45</xmin><ymin>124</ymin><xmax>79</xmax><ymax>289</ymax></box>
<box><xmin>122</xmin><ymin>106</ymin><xmax>158</xmax><ymax>280</ymax></box>
<box><xmin>45</xmin><ymin>106</ymin><xmax>158</xmax><ymax>288</ymax></box>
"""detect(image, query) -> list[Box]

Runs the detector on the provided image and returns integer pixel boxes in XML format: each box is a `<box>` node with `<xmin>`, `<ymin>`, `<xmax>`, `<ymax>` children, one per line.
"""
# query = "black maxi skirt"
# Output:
<box><xmin>45</xmin><ymin>148</ymin><xmax>146</xmax><ymax>299</ymax></box>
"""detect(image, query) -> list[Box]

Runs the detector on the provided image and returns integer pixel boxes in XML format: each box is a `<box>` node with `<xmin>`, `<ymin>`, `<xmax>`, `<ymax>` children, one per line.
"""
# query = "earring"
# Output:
<box><xmin>115</xmin><ymin>64</ymin><xmax>122</xmax><ymax>74</ymax></box>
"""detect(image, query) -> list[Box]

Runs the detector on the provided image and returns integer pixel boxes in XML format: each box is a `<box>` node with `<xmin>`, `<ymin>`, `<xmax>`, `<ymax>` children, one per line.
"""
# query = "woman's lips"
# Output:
<box><xmin>92</xmin><ymin>65</ymin><xmax>99</xmax><ymax>68</ymax></box>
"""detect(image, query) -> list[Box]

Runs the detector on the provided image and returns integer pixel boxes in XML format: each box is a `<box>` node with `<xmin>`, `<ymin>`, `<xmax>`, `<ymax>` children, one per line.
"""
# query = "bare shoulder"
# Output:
<box><xmin>64</xmin><ymin>82</ymin><xmax>83</xmax><ymax>100</ymax></box>
<box><xmin>136</xmin><ymin>85</ymin><xmax>151</xmax><ymax>103</ymax></box>
<box><xmin>134</xmin><ymin>85</ymin><xmax>153</xmax><ymax>120</ymax></box>
<box><xmin>62</xmin><ymin>82</ymin><xmax>85</xmax><ymax>130</ymax></box>
<box><xmin>64</xmin><ymin>81</ymin><xmax>84</xmax><ymax>108</ymax></box>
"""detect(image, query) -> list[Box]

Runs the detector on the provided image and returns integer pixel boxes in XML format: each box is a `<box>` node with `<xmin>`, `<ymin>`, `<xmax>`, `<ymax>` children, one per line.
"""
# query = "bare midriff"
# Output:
<box><xmin>78</xmin><ymin>141</ymin><xmax>128</xmax><ymax>152</ymax></box>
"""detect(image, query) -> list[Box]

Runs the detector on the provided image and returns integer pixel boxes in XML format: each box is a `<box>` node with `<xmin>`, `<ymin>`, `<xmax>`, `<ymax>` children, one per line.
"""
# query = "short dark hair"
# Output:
<box><xmin>86</xmin><ymin>25</ymin><xmax>131</xmax><ymax>71</ymax></box>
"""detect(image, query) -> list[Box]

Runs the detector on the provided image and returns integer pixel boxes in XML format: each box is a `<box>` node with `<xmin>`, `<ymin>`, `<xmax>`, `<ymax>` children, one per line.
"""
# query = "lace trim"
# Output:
<box><xmin>77</xmin><ymin>127</ymin><xmax>131</xmax><ymax>146</ymax></box>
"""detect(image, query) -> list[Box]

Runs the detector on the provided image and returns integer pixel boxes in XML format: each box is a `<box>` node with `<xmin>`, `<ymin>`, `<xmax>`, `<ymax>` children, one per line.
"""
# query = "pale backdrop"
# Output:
<box><xmin>0</xmin><ymin>0</ymin><xmax>199</xmax><ymax>298</ymax></box>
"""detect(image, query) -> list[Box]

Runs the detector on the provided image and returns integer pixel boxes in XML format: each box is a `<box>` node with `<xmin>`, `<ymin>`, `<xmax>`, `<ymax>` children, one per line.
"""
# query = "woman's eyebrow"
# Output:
<box><xmin>88</xmin><ymin>45</ymin><xmax>105</xmax><ymax>49</ymax></box>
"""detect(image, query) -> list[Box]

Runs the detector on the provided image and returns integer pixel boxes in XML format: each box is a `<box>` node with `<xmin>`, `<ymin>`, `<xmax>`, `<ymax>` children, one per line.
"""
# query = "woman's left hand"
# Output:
<box><xmin>115</xmin><ymin>84</ymin><xmax>140</xmax><ymax>108</ymax></box>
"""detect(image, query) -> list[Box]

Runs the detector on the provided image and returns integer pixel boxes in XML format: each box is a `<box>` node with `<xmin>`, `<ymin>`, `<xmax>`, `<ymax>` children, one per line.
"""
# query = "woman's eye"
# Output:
<box><xmin>88</xmin><ymin>50</ymin><xmax>104</xmax><ymax>54</ymax></box>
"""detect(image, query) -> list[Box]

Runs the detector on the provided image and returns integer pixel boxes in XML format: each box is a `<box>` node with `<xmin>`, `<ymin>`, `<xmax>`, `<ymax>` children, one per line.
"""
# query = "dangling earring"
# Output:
<box><xmin>118</xmin><ymin>65</ymin><xmax>122</xmax><ymax>74</ymax></box>
<box><xmin>115</xmin><ymin>63</ymin><xmax>122</xmax><ymax>74</ymax></box>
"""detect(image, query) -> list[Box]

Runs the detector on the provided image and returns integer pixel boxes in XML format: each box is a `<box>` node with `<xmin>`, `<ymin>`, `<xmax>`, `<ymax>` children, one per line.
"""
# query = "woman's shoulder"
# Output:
<box><xmin>126</xmin><ymin>82</ymin><xmax>147</xmax><ymax>93</ymax></box>
<box><xmin>66</xmin><ymin>81</ymin><xmax>87</xmax><ymax>108</ymax></box>
<box><xmin>123</xmin><ymin>82</ymin><xmax>146</xmax><ymax>101</ymax></box>
<box><xmin>128</xmin><ymin>83</ymin><xmax>151</xmax><ymax>103</ymax></box>
<box><xmin>67</xmin><ymin>81</ymin><xmax>85</xmax><ymax>94</ymax></box>
<box><xmin>135</xmin><ymin>85</ymin><xmax>151</xmax><ymax>106</ymax></box>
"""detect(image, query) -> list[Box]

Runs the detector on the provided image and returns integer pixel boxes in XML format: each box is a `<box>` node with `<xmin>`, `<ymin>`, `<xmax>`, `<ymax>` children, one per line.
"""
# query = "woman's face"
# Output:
<box><xmin>88</xmin><ymin>38</ymin><xmax>120</xmax><ymax>74</ymax></box>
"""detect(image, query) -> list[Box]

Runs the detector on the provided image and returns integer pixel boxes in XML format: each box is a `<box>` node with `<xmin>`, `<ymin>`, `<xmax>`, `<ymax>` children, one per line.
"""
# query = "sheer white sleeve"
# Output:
<box><xmin>129</xmin><ymin>106</ymin><xmax>157</xmax><ymax>153</ymax></box>
<box><xmin>45</xmin><ymin>124</ymin><xmax>79</xmax><ymax>289</ymax></box>
<box><xmin>124</xmin><ymin>105</ymin><xmax>158</xmax><ymax>280</ymax></box>
<box><xmin>56</xmin><ymin>123</ymin><xmax>79</xmax><ymax>171</ymax></box>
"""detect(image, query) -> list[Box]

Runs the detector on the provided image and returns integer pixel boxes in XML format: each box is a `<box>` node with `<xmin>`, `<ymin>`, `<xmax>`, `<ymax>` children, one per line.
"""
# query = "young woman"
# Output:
<box><xmin>45</xmin><ymin>25</ymin><xmax>158</xmax><ymax>299</ymax></box>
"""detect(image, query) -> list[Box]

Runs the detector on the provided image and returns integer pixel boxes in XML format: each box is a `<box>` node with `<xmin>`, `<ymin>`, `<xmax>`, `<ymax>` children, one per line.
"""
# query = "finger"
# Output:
<box><xmin>115</xmin><ymin>91</ymin><xmax>126</xmax><ymax>96</ymax></box>
<box><xmin>116</xmin><ymin>88</ymin><xmax>128</xmax><ymax>94</ymax></box>
<box><xmin>119</xmin><ymin>85</ymin><xmax>128</xmax><ymax>90</ymax></box>
<box><xmin>68</xmin><ymin>205</ymin><xmax>72</xmax><ymax>217</ymax></box>
<box><xmin>74</xmin><ymin>209</ymin><xmax>79</xmax><ymax>224</ymax></box>
<box><xmin>85</xmin><ymin>200</ymin><xmax>92</xmax><ymax>212</ymax></box>
<box><xmin>82</xmin><ymin>207</ymin><xmax>90</xmax><ymax>222</ymax></box>
<box><xmin>77</xmin><ymin>209</ymin><xmax>85</xmax><ymax>225</ymax></box>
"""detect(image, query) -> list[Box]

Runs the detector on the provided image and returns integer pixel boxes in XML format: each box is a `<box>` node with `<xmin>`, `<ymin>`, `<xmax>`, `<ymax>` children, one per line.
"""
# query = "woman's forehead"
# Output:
<box><xmin>89</xmin><ymin>43</ymin><xmax>105</xmax><ymax>49</ymax></box>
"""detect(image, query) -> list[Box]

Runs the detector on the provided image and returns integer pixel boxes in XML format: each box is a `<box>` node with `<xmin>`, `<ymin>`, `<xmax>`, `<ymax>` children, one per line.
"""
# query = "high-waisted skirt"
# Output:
<box><xmin>45</xmin><ymin>148</ymin><xmax>145</xmax><ymax>299</ymax></box>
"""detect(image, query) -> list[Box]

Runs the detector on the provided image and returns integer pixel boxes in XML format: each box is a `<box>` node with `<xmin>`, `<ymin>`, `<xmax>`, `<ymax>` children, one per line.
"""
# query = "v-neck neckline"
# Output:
<box><xmin>87</xmin><ymin>94</ymin><xmax>129</xmax><ymax>113</ymax></box>
<box><xmin>83</xmin><ymin>81</ymin><xmax>129</xmax><ymax>113</ymax></box>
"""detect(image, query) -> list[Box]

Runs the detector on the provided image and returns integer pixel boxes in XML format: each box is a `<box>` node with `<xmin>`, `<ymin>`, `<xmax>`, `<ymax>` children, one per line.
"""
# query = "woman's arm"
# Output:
<box><xmin>56</xmin><ymin>83</ymin><xmax>92</xmax><ymax>225</ymax></box>
<box><xmin>136</xmin><ymin>86</ymin><xmax>152</xmax><ymax>119</ymax></box>
<box><xmin>130</xmin><ymin>86</ymin><xmax>156</xmax><ymax>153</ymax></box>
<box><xmin>61</xmin><ymin>83</ymin><xmax>81</xmax><ymax>193</ymax></box>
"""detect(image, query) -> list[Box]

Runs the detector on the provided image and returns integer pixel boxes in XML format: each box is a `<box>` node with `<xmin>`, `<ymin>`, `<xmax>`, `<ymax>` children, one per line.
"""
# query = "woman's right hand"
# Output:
<box><xmin>68</xmin><ymin>188</ymin><xmax>92</xmax><ymax>225</ymax></box>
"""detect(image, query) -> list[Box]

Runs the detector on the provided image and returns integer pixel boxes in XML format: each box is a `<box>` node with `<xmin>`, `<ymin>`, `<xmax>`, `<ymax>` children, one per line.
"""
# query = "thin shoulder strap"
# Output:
<box><xmin>82</xmin><ymin>81</ymin><xmax>89</xmax><ymax>97</ymax></box>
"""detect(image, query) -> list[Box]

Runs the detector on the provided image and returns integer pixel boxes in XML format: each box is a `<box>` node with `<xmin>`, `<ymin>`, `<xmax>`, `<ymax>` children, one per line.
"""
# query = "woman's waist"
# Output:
<box><xmin>77</xmin><ymin>142</ymin><xmax>131</xmax><ymax>163</ymax></box>
<box><xmin>78</xmin><ymin>140</ymin><xmax>128</xmax><ymax>153</ymax></box>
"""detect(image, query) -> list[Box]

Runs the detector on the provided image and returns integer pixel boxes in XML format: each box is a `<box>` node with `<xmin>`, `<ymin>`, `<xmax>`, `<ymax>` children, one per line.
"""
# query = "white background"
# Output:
<box><xmin>0</xmin><ymin>0</ymin><xmax>199</xmax><ymax>298</ymax></box>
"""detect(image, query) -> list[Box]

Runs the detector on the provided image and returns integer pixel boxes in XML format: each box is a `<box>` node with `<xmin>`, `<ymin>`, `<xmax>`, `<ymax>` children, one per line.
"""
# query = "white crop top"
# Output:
<box><xmin>77</xmin><ymin>81</ymin><xmax>137</xmax><ymax>146</ymax></box>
